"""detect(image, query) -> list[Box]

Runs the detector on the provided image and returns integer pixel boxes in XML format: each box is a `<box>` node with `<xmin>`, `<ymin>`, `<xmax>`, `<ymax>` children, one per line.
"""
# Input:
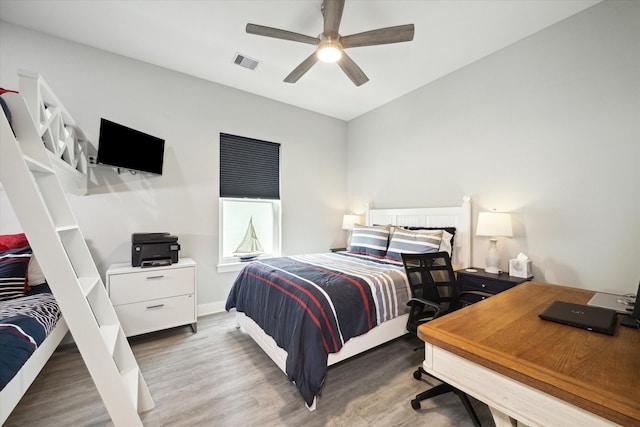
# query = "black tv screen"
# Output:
<box><xmin>97</xmin><ymin>118</ymin><xmax>165</xmax><ymax>175</ymax></box>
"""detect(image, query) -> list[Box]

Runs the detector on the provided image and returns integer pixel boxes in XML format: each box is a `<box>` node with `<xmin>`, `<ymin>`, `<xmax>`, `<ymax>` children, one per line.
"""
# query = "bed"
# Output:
<box><xmin>1</xmin><ymin>80</ymin><xmax>76</xmax><ymax>424</ymax></box>
<box><xmin>1</xmin><ymin>73</ymin><xmax>91</xmax><ymax>424</ymax></box>
<box><xmin>226</xmin><ymin>198</ymin><xmax>471</xmax><ymax>409</ymax></box>
<box><xmin>0</xmin><ymin>235</ymin><xmax>67</xmax><ymax>425</ymax></box>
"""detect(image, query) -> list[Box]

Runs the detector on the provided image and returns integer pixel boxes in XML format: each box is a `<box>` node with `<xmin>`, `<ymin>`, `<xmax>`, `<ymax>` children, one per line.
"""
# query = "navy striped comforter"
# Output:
<box><xmin>225</xmin><ymin>252</ymin><xmax>410</xmax><ymax>406</ymax></box>
<box><xmin>0</xmin><ymin>291</ymin><xmax>61</xmax><ymax>390</ymax></box>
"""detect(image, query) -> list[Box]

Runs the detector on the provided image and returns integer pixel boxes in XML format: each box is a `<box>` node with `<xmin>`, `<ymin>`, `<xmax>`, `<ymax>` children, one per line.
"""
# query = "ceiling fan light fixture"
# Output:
<box><xmin>246</xmin><ymin>0</ymin><xmax>414</xmax><ymax>85</ymax></box>
<box><xmin>317</xmin><ymin>41</ymin><xmax>342</xmax><ymax>63</ymax></box>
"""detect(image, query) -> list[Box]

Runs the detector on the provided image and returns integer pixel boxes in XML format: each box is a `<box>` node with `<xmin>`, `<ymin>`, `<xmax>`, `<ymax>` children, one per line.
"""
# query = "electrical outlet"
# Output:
<box><xmin>88</xmin><ymin>155</ymin><xmax>97</xmax><ymax>165</ymax></box>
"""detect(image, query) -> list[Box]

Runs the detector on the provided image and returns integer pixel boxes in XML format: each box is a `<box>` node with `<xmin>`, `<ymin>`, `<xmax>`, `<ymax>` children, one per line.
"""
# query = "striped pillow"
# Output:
<box><xmin>348</xmin><ymin>224</ymin><xmax>390</xmax><ymax>258</ymax></box>
<box><xmin>0</xmin><ymin>246</ymin><xmax>31</xmax><ymax>301</ymax></box>
<box><xmin>385</xmin><ymin>229</ymin><xmax>443</xmax><ymax>262</ymax></box>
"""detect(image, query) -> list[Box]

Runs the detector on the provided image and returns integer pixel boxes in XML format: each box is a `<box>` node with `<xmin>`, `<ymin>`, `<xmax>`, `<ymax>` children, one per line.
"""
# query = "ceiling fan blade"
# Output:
<box><xmin>284</xmin><ymin>53</ymin><xmax>319</xmax><ymax>83</ymax></box>
<box><xmin>337</xmin><ymin>52</ymin><xmax>369</xmax><ymax>86</ymax></box>
<box><xmin>246</xmin><ymin>23</ymin><xmax>319</xmax><ymax>45</ymax></box>
<box><xmin>322</xmin><ymin>0</ymin><xmax>345</xmax><ymax>37</ymax></box>
<box><xmin>340</xmin><ymin>24</ymin><xmax>415</xmax><ymax>49</ymax></box>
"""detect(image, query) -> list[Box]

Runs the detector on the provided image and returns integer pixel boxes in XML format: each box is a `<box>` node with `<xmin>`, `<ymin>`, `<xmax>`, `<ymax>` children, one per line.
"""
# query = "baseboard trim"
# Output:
<box><xmin>197</xmin><ymin>300</ymin><xmax>227</xmax><ymax>317</ymax></box>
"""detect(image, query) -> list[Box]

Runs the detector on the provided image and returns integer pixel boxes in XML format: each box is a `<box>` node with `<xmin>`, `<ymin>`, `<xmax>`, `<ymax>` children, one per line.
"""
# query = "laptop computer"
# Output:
<box><xmin>587</xmin><ymin>292</ymin><xmax>635</xmax><ymax>314</ymax></box>
<box><xmin>538</xmin><ymin>300</ymin><xmax>617</xmax><ymax>335</ymax></box>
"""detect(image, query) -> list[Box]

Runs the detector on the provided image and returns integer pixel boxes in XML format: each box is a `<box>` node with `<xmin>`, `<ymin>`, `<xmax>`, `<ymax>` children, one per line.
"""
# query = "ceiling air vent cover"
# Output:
<box><xmin>234</xmin><ymin>53</ymin><xmax>260</xmax><ymax>70</ymax></box>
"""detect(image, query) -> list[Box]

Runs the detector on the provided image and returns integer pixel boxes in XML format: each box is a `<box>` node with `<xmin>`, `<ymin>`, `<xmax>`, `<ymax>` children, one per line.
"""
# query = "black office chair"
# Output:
<box><xmin>401</xmin><ymin>252</ymin><xmax>491</xmax><ymax>427</ymax></box>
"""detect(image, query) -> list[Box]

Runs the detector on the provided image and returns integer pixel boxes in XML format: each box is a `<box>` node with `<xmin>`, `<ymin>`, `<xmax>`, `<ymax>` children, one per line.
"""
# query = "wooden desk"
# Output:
<box><xmin>418</xmin><ymin>281</ymin><xmax>640</xmax><ymax>427</ymax></box>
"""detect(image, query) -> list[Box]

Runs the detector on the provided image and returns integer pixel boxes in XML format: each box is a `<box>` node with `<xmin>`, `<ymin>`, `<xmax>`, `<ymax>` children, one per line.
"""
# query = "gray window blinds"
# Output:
<box><xmin>219</xmin><ymin>133</ymin><xmax>280</xmax><ymax>199</ymax></box>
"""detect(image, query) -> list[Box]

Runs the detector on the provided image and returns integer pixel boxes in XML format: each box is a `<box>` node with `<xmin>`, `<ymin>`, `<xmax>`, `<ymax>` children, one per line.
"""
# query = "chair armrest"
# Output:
<box><xmin>407</xmin><ymin>297</ymin><xmax>441</xmax><ymax>318</ymax></box>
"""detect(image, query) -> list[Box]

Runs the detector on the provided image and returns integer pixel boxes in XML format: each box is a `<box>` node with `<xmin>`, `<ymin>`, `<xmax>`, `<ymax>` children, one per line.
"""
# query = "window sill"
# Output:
<box><xmin>217</xmin><ymin>254</ymin><xmax>281</xmax><ymax>273</ymax></box>
<box><xmin>217</xmin><ymin>258</ymin><xmax>266</xmax><ymax>273</ymax></box>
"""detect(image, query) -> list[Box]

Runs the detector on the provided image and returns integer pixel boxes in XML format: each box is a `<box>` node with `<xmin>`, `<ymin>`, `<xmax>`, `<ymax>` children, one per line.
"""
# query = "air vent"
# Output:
<box><xmin>233</xmin><ymin>53</ymin><xmax>260</xmax><ymax>70</ymax></box>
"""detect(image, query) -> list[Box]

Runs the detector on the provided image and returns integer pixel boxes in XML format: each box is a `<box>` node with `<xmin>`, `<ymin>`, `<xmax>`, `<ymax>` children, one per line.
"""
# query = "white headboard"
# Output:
<box><xmin>365</xmin><ymin>196</ymin><xmax>471</xmax><ymax>268</ymax></box>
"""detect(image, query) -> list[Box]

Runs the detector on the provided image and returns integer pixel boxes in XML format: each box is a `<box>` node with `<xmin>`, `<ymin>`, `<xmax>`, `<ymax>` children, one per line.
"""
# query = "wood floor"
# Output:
<box><xmin>4</xmin><ymin>311</ymin><xmax>495</xmax><ymax>426</ymax></box>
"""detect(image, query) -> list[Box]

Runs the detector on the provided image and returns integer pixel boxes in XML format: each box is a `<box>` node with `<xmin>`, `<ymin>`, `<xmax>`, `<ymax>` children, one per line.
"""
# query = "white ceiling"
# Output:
<box><xmin>0</xmin><ymin>0</ymin><xmax>601</xmax><ymax>121</ymax></box>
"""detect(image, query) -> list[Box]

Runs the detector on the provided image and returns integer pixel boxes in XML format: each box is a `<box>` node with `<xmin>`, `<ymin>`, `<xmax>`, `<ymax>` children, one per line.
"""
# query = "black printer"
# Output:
<box><xmin>132</xmin><ymin>232</ymin><xmax>180</xmax><ymax>267</ymax></box>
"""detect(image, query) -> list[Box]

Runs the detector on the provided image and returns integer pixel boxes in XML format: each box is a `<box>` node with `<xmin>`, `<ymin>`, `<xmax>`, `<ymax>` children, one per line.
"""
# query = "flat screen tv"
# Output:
<box><xmin>97</xmin><ymin>118</ymin><xmax>165</xmax><ymax>175</ymax></box>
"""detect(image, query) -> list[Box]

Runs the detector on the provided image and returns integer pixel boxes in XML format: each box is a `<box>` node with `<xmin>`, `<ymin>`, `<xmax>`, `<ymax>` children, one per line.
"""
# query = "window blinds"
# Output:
<box><xmin>220</xmin><ymin>133</ymin><xmax>280</xmax><ymax>199</ymax></box>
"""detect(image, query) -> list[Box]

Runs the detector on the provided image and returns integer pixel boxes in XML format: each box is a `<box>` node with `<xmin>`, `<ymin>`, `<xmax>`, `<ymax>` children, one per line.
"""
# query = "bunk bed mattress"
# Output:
<box><xmin>0</xmin><ymin>292</ymin><xmax>61</xmax><ymax>390</ymax></box>
<box><xmin>225</xmin><ymin>252</ymin><xmax>410</xmax><ymax>406</ymax></box>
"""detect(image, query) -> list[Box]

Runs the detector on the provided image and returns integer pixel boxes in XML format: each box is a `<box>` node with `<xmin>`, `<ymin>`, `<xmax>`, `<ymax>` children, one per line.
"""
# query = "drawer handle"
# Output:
<box><xmin>146</xmin><ymin>304</ymin><xmax>165</xmax><ymax>310</ymax></box>
<box><xmin>146</xmin><ymin>275</ymin><xmax>165</xmax><ymax>280</ymax></box>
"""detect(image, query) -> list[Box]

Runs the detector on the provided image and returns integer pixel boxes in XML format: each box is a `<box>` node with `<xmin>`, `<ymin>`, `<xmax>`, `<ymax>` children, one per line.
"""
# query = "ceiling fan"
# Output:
<box><xmin>246</xmin><ymin>0</ymin><xmax>415</xmax><ymax>86</ymax></box>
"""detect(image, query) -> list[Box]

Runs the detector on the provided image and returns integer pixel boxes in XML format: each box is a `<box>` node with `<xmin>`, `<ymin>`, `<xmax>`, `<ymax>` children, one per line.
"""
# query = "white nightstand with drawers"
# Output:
<box><xmin>106</xmin><ymin>258</ymin><xmax>197</xmax><ymax>337</ymax></box>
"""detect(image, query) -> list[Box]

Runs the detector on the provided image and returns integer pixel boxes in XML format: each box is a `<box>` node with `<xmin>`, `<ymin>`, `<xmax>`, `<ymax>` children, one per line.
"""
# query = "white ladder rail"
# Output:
<box><xmin>0</xmin><ymin>92</ymin><xmax>153</xmax><ymax>425</ymax></box>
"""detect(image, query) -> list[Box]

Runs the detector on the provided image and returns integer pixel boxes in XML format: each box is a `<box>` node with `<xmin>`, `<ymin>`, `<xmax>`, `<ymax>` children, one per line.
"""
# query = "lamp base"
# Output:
<box><xmin>485</xmin><ymin>239</ymin><xmax>502</xmax><ymax>275</ymax></box>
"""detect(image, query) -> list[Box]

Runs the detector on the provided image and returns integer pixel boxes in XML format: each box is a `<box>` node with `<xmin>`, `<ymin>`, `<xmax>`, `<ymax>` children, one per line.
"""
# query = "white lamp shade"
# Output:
<box><xmin>342</xmin><ymin>214</ymin><xmax>361</xmax><ymax>230</ymax></box>
<box><xmin>476</xmin><ymin>212</ymin><xmax>513</xmax><ymax>237</ymax></box>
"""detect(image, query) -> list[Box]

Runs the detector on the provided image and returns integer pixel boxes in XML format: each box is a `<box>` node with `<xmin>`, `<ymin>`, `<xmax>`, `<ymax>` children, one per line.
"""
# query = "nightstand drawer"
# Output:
<box><xmin>115</xmin><ymin>294</ymin><xmax>195</xmax><ymax>337</ymax></box>
<box><xmin>457</xmin><ymin>268</ymin><xmax>530</xmax><ymax>306</ymax></box>
<box><xmin>460</xmin><ymin>292</ymin><xmax>491</xmax><ymax>305</ymax></box>
<box><xmin>109</xmin><ymin>266</ymin><xmax>195</xmax><ymax>305</ymax></box>
<box><xmin>460</xmin><ymin>276</ymin><xmax>513</xmax><ymax>294</ymax></box>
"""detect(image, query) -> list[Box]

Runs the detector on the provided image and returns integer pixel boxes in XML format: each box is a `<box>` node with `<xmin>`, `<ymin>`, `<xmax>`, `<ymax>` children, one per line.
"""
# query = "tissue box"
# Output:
<box><xmin>509</xmin><ymin>259</ymin><xmax>533</xmax><ymax>278</ymax></box>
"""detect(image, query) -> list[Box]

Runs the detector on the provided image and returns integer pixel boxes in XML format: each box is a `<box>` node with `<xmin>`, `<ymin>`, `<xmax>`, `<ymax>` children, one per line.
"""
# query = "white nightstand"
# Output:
<box><xmin>106</xmin><ymin>258</ymin><xmax>197</xmax><ymax>337</ymax></box>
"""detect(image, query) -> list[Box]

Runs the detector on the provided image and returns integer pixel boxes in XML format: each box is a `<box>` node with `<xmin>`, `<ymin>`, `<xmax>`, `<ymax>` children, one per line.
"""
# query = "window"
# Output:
<box><xmin>220</xmin><ymin>198</ymin><xmax>280</xmax><ymax>259</ymax></box>
<box><xmin>218</xmin><ymin>133</ymin><xmax>280</xmax><ymax>271</ymax></box>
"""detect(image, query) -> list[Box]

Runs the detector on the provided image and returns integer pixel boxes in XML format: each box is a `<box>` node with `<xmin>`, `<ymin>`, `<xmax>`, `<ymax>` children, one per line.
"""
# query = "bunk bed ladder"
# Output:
<box><xmin>0</xmin><ymin>92</ymin><xmax>154</xmax><ymax>426</ymax></box>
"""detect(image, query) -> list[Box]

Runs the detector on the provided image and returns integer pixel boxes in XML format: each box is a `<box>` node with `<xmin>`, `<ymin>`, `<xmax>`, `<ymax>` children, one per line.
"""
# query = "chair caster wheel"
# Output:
<box><xmin>411</xmin><ymin>399</ymin><xmax>421</xmax><ymax>410</ymax></box>
<box><xmin>413</xmin><ymin>370</ymin><xmax>422</xmax><ymax>380</ymax></box>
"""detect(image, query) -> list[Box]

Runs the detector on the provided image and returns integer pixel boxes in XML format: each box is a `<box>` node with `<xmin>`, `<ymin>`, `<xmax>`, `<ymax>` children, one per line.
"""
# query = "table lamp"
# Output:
<box><xmin>342</xmin><ymin>214</ymin><xmax>361</xmax><ymax>248</ymax></box>
<box><xmin>476</xmin><ymin>211</ymin><xmax>513</xmax><ymax>274</ymax></box>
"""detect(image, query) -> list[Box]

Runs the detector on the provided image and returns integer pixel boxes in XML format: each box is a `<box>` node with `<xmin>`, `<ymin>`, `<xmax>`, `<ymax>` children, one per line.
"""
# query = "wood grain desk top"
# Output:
<box><xmin>418</xmin><ymin>281</ymin><xmax>640</xmax><ymax>426</ymax></box>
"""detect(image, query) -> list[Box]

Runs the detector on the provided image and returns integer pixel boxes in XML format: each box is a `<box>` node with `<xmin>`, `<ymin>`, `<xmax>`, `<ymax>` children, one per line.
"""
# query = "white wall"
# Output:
<box><xmin>1</xmin><ymin>1</ymin><xmax>638</xmax><ymax>305</ymax></box>
<box><xmin>347</xmin><ymin>1</ymin><xmax>640</xmax><ymax>293</ymax></box>
<box><xmin>0</xmin><ymin>22</ymin><xmax>348</xmax><ymax>312</ymax></box>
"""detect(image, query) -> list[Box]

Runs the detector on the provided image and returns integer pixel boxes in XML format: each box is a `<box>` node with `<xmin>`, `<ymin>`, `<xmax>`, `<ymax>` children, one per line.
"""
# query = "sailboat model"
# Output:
<box><xmin>233</xmin><ymin>217</ymin><xmax>264</xmax><ymax>261</ymax></box>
